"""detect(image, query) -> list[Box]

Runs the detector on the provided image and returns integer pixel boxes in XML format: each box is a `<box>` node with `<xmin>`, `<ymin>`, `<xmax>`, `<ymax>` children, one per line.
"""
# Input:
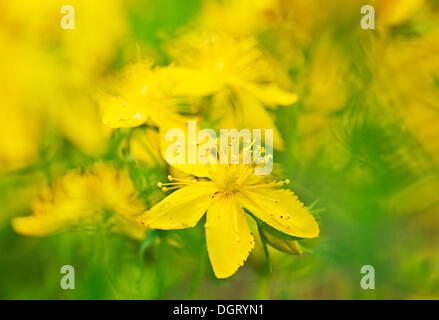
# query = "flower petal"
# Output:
<box><xmin>205</xmin><ymin>193</ymin><xmax>255</xmax><ymax>279</ymax></box>
<box><xmin>130</xmin><ymin>127</ymin><xmax>165</xmax><ymax>166</ymax></box>
<box><xmin>237</xmin><ymin>90</ymin><xmax>286</xmax><ymax>150</ymax></box>
<box><xmin>138</xmin><ymin>183</ymin><xmax>218</xmax><ymax>230</ymax></box>
<box><xmin>245</xmin><ymin>83</ymin><xmax>298</xmax><ymax>107</ymax></box>
<box><xmin>238</xmin><ymin>188</ymin><xmax>319</xmax><ymax>238</ymax></box>
<box><xmin>170</xmin><ymin>67</ymin><xmax>222</xmax><ymax>97</ymax></box>
<box><xmin>12</xmin><ymin>215</ymin><xmax>68</xmax><ymax>236</ymax></box>
<box><xmin>101</xmin><ymin>95</ymin><xmax>148</xmax><ymax>128</ymax></box>
<box><xmin>159</xmin><ymin>124</ymin><xmax>216</xmax><ymax>178</ymax></box>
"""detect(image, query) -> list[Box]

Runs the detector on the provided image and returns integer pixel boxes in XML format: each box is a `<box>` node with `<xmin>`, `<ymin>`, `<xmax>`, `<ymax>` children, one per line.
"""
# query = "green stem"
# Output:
<box><xmin>257</xmin><ymin>223</ymin><xmax>272</xmax><ymax>274</ymax></box>
<box><xmin>186</xmin><ymin>245</ymin><xmax>207</xmax><ymax>300</ymax></box>
<box><xmin>156</xmin><ymin>231</ymin><xmax>167</xmax><ymax>299</ymax></box>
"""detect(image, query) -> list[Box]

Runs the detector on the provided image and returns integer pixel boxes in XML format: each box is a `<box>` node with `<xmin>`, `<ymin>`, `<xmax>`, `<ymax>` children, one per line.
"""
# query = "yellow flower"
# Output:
<box><xmin>198</xmin><ymin>0</ymin><xmax>277</xmax><ymax>37</ymax></box>
<box><xmin>12</xmin><ymin>163</ymin><xmax>146</xmax><ymax>240</ymax></box>
<box><xmin>99</xmin><ymin>59</ymin><xmax>192</xmax><ymax>130</ymax></box>
<box><xmin>137</xmin><ymin>162</ymin><xmax>319</xmax><ymax>279</ymax></box>
<box><xmin>2</xmin><ymin>0</ymin><xmax>127</xmax><ymax>77</ymax></box>
<box><xmin>129</xmin><ymin>127</ymin><xmax>166</xmax><ymax>167</ymax></box>
<box><xmin>167</xmin><ymin>32</ymin><xmax>297</xmax><ymax>149</ymax></box>
<box><xmin>0</xmin><ymin>0</ymin><xmax>124</xmax><ymax>161</ymax></box>
<box><xmin>378</xmin><ymin>0</ymin><xmax>426</xmax><ymax>27</ymax></box>
<box><xmin>0</xmin><ymin>104</ymin><xmax>41</xmax><ymax>172</ymax></box>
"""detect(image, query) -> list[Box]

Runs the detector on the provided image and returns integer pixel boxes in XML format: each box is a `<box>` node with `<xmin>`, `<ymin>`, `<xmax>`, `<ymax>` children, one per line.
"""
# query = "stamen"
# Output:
<box><xmin>158</xmin><ymin>182</ymin><xmax>193</xmax><ymax>187</ymax></box>
<box><xmin>162</xmin><ymin>186</ymin><xmax>182</xmax><ymax>192</ymax></box>
<box><xmin>157</xmin><ymin>175</ymin><xmax>199</xmax><ymax>192</ymax></box>
<box><xmin>166</xmin><ymin>175</ymin><xmax>197</xmax><ymax>184</ymax></box>
<box><xmin>246</xmin><ymin>179</ymin><xmax>291</xmax><ymax>189</ymax></box>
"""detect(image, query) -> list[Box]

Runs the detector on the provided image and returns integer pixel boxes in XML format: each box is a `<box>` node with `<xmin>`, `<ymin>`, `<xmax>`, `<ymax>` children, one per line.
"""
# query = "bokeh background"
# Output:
<box><xmin>1</xmin><ymin>0</ymin><xmax>439</xmax><ymax>299</ymax></box>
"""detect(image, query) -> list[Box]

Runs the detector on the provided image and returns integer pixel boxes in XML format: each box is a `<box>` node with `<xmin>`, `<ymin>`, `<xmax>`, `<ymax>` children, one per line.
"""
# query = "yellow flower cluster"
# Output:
<box><xmin>0</xmin><ymin>0</ymin><xmax>126</xmax><ymax>171</ymax></box>
<box><xmin>5</xmin><ymin>0</ymin><xmax>319</xmax><ymax>279</ymax></box>
<box><xmin>9</xmin><ymin>0</ymin><xmax>438</xmax><ymax>282</ymax></box>
<box><xmin>92</xmin><ymin>4</ymin><xmax>316</xmax><ymax>278</ymax></box>
<box><xmin>12</xmin><ymin>163</ymin><xmax>146</xmax><ymax>239</ymax></box>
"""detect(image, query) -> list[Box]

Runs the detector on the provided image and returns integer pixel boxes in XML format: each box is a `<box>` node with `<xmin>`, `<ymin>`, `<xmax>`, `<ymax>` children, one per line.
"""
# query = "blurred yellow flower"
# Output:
<box><xmin>99</xmin><ymin>60</ymin><xmax>192</xmax><ymax>130</ymax></box>
<box><xmin>167</xmin><ymin>32</ymin><xmax>297</xmax><ymax>149</ymax></box>
<box><xmin>138</xmin><ymin>162</ymin><xmax>319</xmax><ymax>278</ymax></box>
<box><xmin>369</xmin><ymin>29</ymin><xmax>439</xmax><ymax>171</ymax></box>
<box><xmin>378</xmin><ymin>0</ymin><xmax>426</xmax><ymax>27</ymax></box>
<box><xmin>1</xmin><ymin>0</ymin><xmax>126</xmax><ymax>77</ymax></box>
<box><xmin>0</xmin><ymin>106</ymin><xmax>41</xmax><ymax>172</ymax></box>
<box><xmin>0</xmin><ymin>0</ymin><xmax>127</xmax><ymax>165</ymax></box>
<box><xmin>0</xmin><ymin>32</ymin><xmax>54</xmax><ymax>171</ymax></box>
<box><xmin>12</xmin><ymin>163</ymin><xmax>146</xmax><ymax>239</ymax></box>
<box><xmin>289</xmin><ymin>37</ymin><xmax>350</xmax><ymax>167</ymax></box>
<box><xmin>198</xmin><ymin>0</ymin><xmax>277</xmax><ymax>37</ymax></box>
<box><xmin>129</xmin><ymin>127</ymin><xmax>166</xmax><ymax>167</ymax></box>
